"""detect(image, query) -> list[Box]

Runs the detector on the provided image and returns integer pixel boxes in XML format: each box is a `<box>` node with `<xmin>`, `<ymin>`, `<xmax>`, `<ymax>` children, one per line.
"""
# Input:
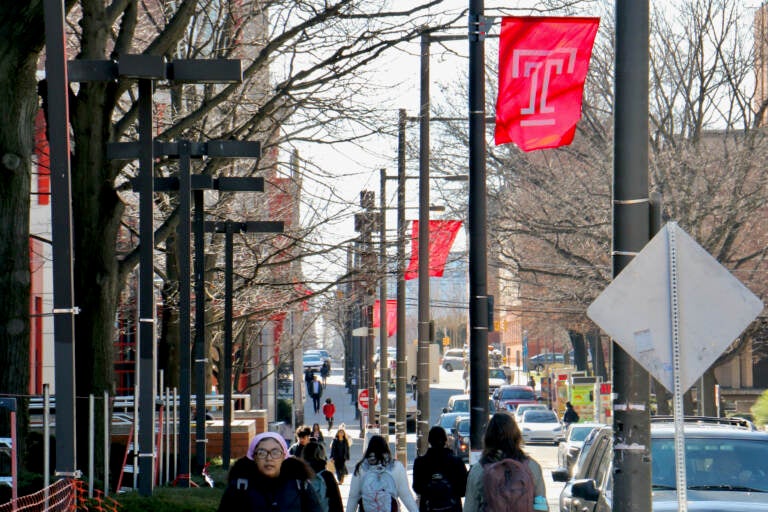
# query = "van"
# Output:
<box><xmin>441</xmin><ymin>348</ymin><xmax>467</xmax><ymax>372</ymax></box>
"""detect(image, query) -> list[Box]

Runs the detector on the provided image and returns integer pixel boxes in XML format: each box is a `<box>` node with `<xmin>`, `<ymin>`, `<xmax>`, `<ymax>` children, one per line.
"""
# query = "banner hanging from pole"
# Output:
<box><xmin>373</xmin><ymin>299</ymin><xmax>398</xmax><ymax>337</ymax></box>
<box><xmin>404</xmin><ymin>220</ymin><xmax>462</xmax><ymax>281</ymax></box>
<box><xmin>495</xmin><ymin>16</ymin><xmax>600</xmax><ymax>151</ymax></box>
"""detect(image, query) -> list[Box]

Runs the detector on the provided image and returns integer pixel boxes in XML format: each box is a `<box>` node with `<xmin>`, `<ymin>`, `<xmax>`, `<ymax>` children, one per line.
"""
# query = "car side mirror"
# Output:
<box><xmin>551</xmin><ymin>467</ymin><xmax>570</xmax><ymax>482</ymax></box>
<box><xmin>571</xmin><ymin>479</ymin><xmax>601</xmax><ymax>501</ymax></box>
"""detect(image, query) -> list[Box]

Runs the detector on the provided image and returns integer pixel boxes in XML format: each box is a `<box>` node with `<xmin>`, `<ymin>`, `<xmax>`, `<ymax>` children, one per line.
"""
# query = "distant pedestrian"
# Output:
<box><xmin>311</xmin><ymin>375</ymin><xmax>324</xmax><ymax>413</ymax></box>
<box><xmin>323</xmin><ymin>398</ymin><xmax>336</xmax><ymax>431</ymax></box>
<box><xmin>562</xmin><ymin>401</ymin><xmax>579</xmax><ymax>429</ymax></box>
<box><xmin>413</xmin><ymin>426</ymin><xmax>467</xmax><ymax>512</ymax></box>
<box><xmin>330</xmin><ymin>426</ymin><xmax>351</xmax><ymax>484</ymax></box>
<box><xmin>527</xmin><ymin>376</ymin><xmax>536</xmax><ymax>389</ymax></box>
<box><xmin>306</xmin><ymin>367</ymin><xmax>316</xmax><ymax>396</ymax></box>
<box><xmin>312</xmin><ymin>423</ymin><xmax>326</xmax><ymax>446</ymax></box>
<box><xmin>321</xmin><ymin>360</ymin><xmax>331</xmax><ymax>387</ymax></box>
<box><xmin>289</xmin><ymin>426</ymin><xmax>312</xmax><ymax>458</ymax></box>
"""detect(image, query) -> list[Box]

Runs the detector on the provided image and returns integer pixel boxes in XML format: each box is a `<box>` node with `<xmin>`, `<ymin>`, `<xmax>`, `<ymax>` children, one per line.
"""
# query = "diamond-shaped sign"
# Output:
<box><xmin>587</xmin><ymin>222</ymin><xmax>763</xmax><ymax>393</ymax></box>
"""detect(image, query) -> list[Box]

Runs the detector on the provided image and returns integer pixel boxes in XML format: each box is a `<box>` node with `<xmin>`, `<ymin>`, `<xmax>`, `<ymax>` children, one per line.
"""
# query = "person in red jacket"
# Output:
<box><xmin>322</xmin><ymin>398</ymin><xmax>336</xmax><ymax>431</ymax></box>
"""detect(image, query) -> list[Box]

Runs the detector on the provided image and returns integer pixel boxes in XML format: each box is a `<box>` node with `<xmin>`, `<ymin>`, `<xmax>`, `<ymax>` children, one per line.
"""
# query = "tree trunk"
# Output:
<box><xmin>0</xmin><ymin>4</ymin><xmax>45</xmax><ymax>471</ymax></box>
<box><xmin>160</xmin><ymin>230</ymin><xmax>180</xmax><ymax>389</ymax></box>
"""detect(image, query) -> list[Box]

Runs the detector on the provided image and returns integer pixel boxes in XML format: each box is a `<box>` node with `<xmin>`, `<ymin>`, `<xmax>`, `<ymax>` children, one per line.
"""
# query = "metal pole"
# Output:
<box><xmin>193</xmin><ymin>189</ymin><xmax>207</xmax><ymax>472</ymax></box>
<box><xmin>43</xmin><ymin>385</ymin><xmax>50</xmax><ymax>506</ymax></box>
<box><xmin>137</xmin><ymin>78</ymin><xmax>157</xmax><ymax>496</ymax></box>
<box><xmin>223</xmin><ymin>223</ymin><xmax>234</xmax><ymax>469</ymax></box>
<box><xmin>416</xmin><ymin>31</ymin><xmax>431</xmax><ymax>456</ymax></box>
<box><xmin>468</xmin><ymin>3</ymin><xmax>490</xmax><ymax>453</ymax></box>
<box><xmin>379</xmin><ymin>168</ymin><xmax>389</xmax><ymax>438</ymax></box>
<box><xmin>43</xmin><ymin>0</ymin><xmax>78</xmax><ymax>480</ymax></box>
<box><xmin>395</xmin><ymin>109</ymin><xmax>408</xmax><ymax>465</ymax></box>
<box><xmin>104</xmin><ymin>390</ymin><xmax>109</xmax><ymax>496</ymax></box>
<box><xmin>613</xmin><ymin>1</ymin><xmax>651</xmax><ymax>510</ymax></box>
<box><xmin>88</xmin><ymin>394</ymin><xmax>94</xmax><ymax>498</ymax></box>
<box><xmin>177</xmin><ymin>142</ymin><xmax>191</xmax><ymax>486</ymax></box>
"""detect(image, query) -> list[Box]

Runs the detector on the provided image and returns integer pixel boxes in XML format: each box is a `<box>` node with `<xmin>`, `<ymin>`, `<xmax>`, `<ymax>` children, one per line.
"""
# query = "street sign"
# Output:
<box><xmin>587</xmin><ymin>222</ymin><xmax>763</xmax><ymax>393</ymax></box>
<box><xmin>357</xmin><ymin>388</ymin><xmax>378</xmax><ymax>410</ymax></box>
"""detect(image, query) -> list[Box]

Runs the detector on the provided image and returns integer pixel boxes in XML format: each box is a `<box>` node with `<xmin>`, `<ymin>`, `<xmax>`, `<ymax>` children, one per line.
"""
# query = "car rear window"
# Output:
<box><xmin>500</xmin><ymin>388</ymin><xmax>535</xmax><ymax>400</ymax></box>
<box><xmin>489</xmin><ymin>369</ymin><xmax>506</xmax><ymax>379</ymax></box>
<box><xmin>457</xmin><ymin>419</ymin><xmax>470</xmax><ymax>432</ymax></box>
<box><xmin>523</xmin><ymin>411</ymin><xmax>558</xmax><ymax>422</ymax></box>
<box><xmin>451</xmin><ymin>399</ymin><xmax>469</xmax><ymax>412</ymax></box>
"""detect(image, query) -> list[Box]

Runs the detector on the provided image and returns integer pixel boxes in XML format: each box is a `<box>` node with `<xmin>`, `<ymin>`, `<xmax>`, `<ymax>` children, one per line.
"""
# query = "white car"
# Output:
<box><xmin>519</xmin><ymin>409</ymin><xmax>563</xmax><ymax>445</ymax></box>
<box><xmin>556</xmin><ymin>422</ymin><xmax>601</xmax><ymax>475</ymax></box>
<box><xmin>488</xmin><ymin>367</ymin><xmax>509</xmax><ymax>392</ymax></box>
<box><xmin>302</xmin><ymin>353</ymin><xmax>323</xmax><ymax>372</ymax></box>
<box><xmin>513</xmin><ymin>403</ymin><xmax>550</xmax><ymax>424</ymax></box>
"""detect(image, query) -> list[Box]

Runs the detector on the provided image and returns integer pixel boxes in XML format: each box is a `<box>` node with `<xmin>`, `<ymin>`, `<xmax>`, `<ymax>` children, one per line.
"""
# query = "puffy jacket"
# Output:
<box><xmin>217</xmin><ymin>456</ymin><xmax>322</xmax><ymax>512</ymax></box>
<box><xmin>412</xmin><ymin>447</ymin><xmax>468</xmax><ymax>512</ymax></box>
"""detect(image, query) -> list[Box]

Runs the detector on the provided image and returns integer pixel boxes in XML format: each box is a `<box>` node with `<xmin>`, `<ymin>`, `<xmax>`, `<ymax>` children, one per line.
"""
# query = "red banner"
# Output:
<box><xmin>404</xmin><ymin>220</ymin><xmax>462</xmax><ymax>281</ymax></box>
<box><xmin>495</xmin><ymin>17</ymin><xmax>600</xmax><ymax>151</ymax></box>
<box><xmin>373</xmin><ymin>299</ymin><xmax>397</xmax><ymax>337</ymax></box>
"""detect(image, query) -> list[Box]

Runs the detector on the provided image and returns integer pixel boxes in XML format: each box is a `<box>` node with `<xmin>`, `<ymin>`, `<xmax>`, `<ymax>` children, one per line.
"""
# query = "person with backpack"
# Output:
<box><xmin>330</xmin><ymin>426</ymin><xmax>351</xmax><ymax>484</ymax></box>
<box><xmin>323</xmin><ymin>398</ymin><xmax>337</xmax><ymax>431</ymax></box>
<box><xmin>217</xmin><ymin>431</ymin><xmax>323</xmax><ymax>512</ymax></box>
<box><xmin>464</xmin><ymin>412</ymin><xmax>548</xmax><ymax>512</ymax></box>
<box><xmin>562</xmin><ymin>401</ymin><xmax>579</xmax><ymax>429</ymax></box>
<box><xmin>301</xmin><ymin>441</ymin><xmax>344</xmax><ymax>512</ymax></box>
<box><xmin>346</xmin><ymin>434</ymin><xmax>418</xmax><ymax>512</ymax></box>
<box><xmin>321</xmin><ymin>360</ymin><xmax>331</xmax><ymax>387</ymax></box>
<box><xmin>412</xmin><ymin>426</ymin><xmax>467</xmax><ymax>512</ymax></box>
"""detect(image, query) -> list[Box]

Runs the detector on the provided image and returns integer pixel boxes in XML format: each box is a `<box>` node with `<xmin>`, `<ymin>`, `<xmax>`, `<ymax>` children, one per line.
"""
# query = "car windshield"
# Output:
<box><xmin>440</xmin><ymin>414</ymin><xmax>461</xmax><ymax>428</ymax></box>
<box><xmin>451</xmin><ymin>399</ymin><xmax>470</xmax><ymax>412</ymax></box>
<box><xmin>500</xmin><ymin>388</ymin><xmax>535</xmax><ymax>400</ymax></box>
<box><xmin>457</xmin><ymin>419</ymin><xmax>470</xmax><ymax>433</ymax></box>
<box><xmin>569</xmin><ymin>425</ymin><xmax>595</xmax><ymax>442</ymax></box>
<box><xmin>523</xmin><ymin>410</ymin><xmax>558</xmax><ymax>423</ymax></box>
<box><xmin>651</xmin><ymin>436</ymin><xmax>768</xmax><ymax>492</ymax></box>
<box><xmin>489</xmin><ymin>369</ymin><xmax>506</xmax><ymax>379</ymax></box>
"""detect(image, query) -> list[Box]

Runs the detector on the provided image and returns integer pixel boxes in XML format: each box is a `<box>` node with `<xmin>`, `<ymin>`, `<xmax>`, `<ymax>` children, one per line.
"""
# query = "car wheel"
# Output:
<box><xmin>445</xmin><ymin>363</ymin><xmax>453</xmax><ymax>372</ymax></box>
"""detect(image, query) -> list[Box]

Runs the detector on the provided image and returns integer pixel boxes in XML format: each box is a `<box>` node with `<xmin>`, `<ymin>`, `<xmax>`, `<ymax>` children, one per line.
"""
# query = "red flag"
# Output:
<box><xmin>404</xmin><ymin>220</ymin><xmax>462</xmax><ymax>281</ymax></box>
<box><xmin>373</xmin><ymin>299</ymin><xmax>398</xmax><ymax>337</ymax></box>
<box><xmin>495</xmin><ymin>17</ymin><xmax>599</xmax><ymax>151</ymax></box>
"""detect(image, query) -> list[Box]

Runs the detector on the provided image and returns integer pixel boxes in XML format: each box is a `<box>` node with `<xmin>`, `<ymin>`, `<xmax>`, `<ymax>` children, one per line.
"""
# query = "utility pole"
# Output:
<box><xmin>379</xmin><ymin>168</ymin><xmax>389</xmax><ymax>438</ymax></box>
<box><xmin>613</xmin><ymin>1</ymin><xmax>651</xmax><ymax>510</ymax></box>
<box><xmin>467</xmin><ymin>0</ymin><xmax>490</xmax><ymax>453</ymax></box>
<box><xmin>395</xmin><ymin>110</ymin><xmax>408</xmax><ymax>465</ymax></box>
<box><xmin>356</xmin><ymin>192</ymin><xmax>378</xmax><ymax>423</ymax></box>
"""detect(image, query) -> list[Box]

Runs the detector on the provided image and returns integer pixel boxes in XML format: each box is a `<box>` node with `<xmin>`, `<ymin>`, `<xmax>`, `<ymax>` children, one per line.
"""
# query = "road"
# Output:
<box><xmin>301</xmin><ymin>363</ymin><xmax>565</xmax><ymax>511</ymax></box>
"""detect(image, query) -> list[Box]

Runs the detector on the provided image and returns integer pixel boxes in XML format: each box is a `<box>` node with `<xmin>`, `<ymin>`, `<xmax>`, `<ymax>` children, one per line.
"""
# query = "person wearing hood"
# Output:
<box><xmin>412</xmin><ymin>426</ymin><xmax>467</xmax><ymax>512</ymax></box>
<box><xmin>346</xmin><ymin>434</ymin><xmax>418</xmax><ymax>512</ymax></box>
<box><xmin>217</xmin><ymin>431</ymin><xmax>323</xmax><ymax>512</ymax></box>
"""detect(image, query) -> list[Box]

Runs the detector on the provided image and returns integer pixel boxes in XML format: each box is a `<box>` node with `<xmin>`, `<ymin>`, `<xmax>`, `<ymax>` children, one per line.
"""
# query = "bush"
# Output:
<box><xmin>751</xmin><ymin>389</ymin><xmax>768</xmax><ymax>428</ymax></box>
<box><xmin>115</xmin><ymin>486</ymin><xmax>223</xmax><ymax>512</ymax></box>
<box><xmin>277</xmin><ymin>398</ymin><xmax>293</xmax><ymax>423</ymax></box>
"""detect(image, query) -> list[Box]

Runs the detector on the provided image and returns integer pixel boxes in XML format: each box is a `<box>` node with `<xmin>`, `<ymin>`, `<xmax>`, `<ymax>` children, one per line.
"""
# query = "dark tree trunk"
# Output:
<box><xmin>0</xmin><ymin>4</ymin><xmax>46</xmax><ymax>472</ymax></box>
<box><xmin>160</xmin><ymin>230</ymin><xmax>181</xmax><ymax>389</ymax></box>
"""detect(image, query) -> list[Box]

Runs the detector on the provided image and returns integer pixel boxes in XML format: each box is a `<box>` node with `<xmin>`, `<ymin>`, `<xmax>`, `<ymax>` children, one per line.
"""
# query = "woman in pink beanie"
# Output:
<box><xmin>218</xmin><ymin>431</ymin><xmax>322</xmax><ymax>512</ymax></box>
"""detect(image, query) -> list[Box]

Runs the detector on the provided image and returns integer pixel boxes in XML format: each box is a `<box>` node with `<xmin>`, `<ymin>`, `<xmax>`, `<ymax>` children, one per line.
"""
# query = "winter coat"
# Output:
<box><xmin>323</xmin><ymin>403</ymin><xmax>336</xmax><ymax>419</ymax></box>
<box><xmin>562</xmin><ymin>407</ymin><xmax>579</xmax><ymax>425</ymax></box>
<box><xmin>306</xmin><ymin>457</ymin><xmax>344</xmax><ymax>512</ymax></box>
<box><xmin>217</xmin><ymin>456</ymin><xmax>323</xmax><ymax>512</ymax></box>
<box><xmin>412</xmin><ymin>447</ymin><xmax>468</xmax><ymax>512</ymax></box>
<box><xmin>346</xmin><ymin>459</ymin><xmax>419</xmax><ymax>512</ymax></box>
<box><xmin>330</xmin><ymin>437</ymin><xmax>350</xmax><ymax>476</ymax></box>
<box><xmin>463</xmin><ymin>451</ymin><xmax>546</xmax><ymax>512</ymax></box>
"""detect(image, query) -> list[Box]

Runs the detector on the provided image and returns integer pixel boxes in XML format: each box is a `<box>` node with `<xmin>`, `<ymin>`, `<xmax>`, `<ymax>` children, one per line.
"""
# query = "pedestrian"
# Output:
<box><xmin>312</xmin><ymin>423</ymin><xmax>326</xmax><ymax>446</ymax></box>
<box><xmin>527</xmin><ymin>376</ymin><xmax>536</xmax><ymax>390</ymax></box>
<box><xmin>311</xmin><ymin>375</ymin><xmax>324</xmax><ymax>414</ymax></box>
<box><xmin>462</xmin><ymin>359</ymin><xmax>469</xmax><ymax>393</ymax></box>
<box><xmin>217</xmin><ymin>431</ymin><xmax>322</xmax><ymax>512</ymax></box>
<box><xmin>301</xmin><ymin>441</ymin><xmax>344</xmax><ymax>512</ymax></box>
<box><xmin>323</xmin><ymin>398</ymin><xmax>336</xmax><ymax>431</ymax></box>
<box><xmin>562</xmin><ymin>401</ymin><xmax>579</xmax><ymax>429</ymax></box>
<box><xmin>463</xmin><ymin>412</ymin><xmax>548</xmax><ymax>512</ymax></box>
<box><xmin>321</xmin><ymin>360</ymin><xmax>331</xmax><ymax>387</ymax></box>
<box><xmin>289</xmin><ymin>426</ymin><xmax>312</xmax><ymax>458</ymax></box>
<box><xmin>306</xmin><ymin>367</ymin><xmax>316</xmax><ymax>397</ymax></box>
<box><xmin>346</xmin><ymin>434</ymin><xmax>418</xmax><ymax>512</ymax></box>
<box><xmin>412</xmin><ymin>426</ymin><xmax>468</xmax><ymax>512</ymax></box>
<box><xmin>330</xmin><ymin>425</ymin><xmax>351</xmax><ymax>484</ymax></box>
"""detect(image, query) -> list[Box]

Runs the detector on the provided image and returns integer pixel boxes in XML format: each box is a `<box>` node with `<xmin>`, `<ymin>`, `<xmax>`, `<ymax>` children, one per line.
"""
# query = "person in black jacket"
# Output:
<box><xmin>562</xmin><ymin>401</ymin><xmax>579</xmax><ymax>429</ymax></box>
<box><xmin>218</xmin><ymin>431</ymin><xmax>322</xmax><ymax>512</ymax></box>
<box><xmin>412</xmin><ymin>426</ymin><xmax>468</xmax><ymax>512</ymax></box>
<box><xmin>301</xmin><ymin>440</ymin><xmax>344</xmax><ymax>512</ymax></box>
<box><xmin>329</xmin><ymin>426</ymin><xmax>350</xmax><ymax>484</ymax></box>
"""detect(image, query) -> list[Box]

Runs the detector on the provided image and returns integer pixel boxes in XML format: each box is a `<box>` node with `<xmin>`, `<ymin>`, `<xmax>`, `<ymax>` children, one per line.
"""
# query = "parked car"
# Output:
<box><xmin>492</xmin><ymin>385</ymin><xmax>538</xmax><ymax>412</ymax></box>
<box><xmin>441</xmin><ymin>348</ymin><xmax>467</xmax><ymax>372</ymax></box>
<box><xmin>552</xmin><ymin>418</ymin><xmax>768</xmax><ymax>512</ymax></box>
<box><xmin>513</xmin><ymin>403</ymin><xmax>550</xmax><ymax>424</ymax></box>
<box><xmin>556</xmin><ymin>422</ymin><xmax>601</xmax><ymax>476</ymax></box>
<box><xmin>380</xmin><ymin>379</ymin><xmax>418</xmax><ymax>432</ymax></box>
<box><xmin>436</xmin><ymin>412</ymin><xmax>470</xmax><ymax>452</ymax></box>
<box><xmin>488</xmin><ymin>367</ymin><xmax>509</xmax><ymax>392</ymax></box>
<box><xmin>518</xmin><ymin>409</ymin><xmax>563</xmax><ymax>445</ymax></box>
<box><xmin>528</xmin><ymin>352</ymin><xmax>565</xmax><ymax>372</ymax></box>
<box><xmin>451</xmin><ymin>417</ymin><xmax>471</xmax><ymax>462</ymax></box>
<box><xmin>442</xmin><ymin>394</ymin><xmax>497</xmax><ymax>417</ymax></box>
<box><xmin>302</xmin><ymin>352</ymin><xmax>323</xmax><ymax>372</ymax></box>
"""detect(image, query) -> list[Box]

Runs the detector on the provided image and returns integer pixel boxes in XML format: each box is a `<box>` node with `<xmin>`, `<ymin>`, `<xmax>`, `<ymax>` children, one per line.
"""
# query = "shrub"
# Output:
<box><xmin>115</xmin><ymin>486</ymin><xmax>224</xmax><ymax>512</ymax></box>
<box><xmin>751</xmin><ymin>389</ymin><xmax>768</xmax><ymax>428</ymax></box>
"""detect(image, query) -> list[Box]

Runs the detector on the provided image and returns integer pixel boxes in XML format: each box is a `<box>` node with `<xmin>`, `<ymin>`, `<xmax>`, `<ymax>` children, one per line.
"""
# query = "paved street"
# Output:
<box><xmin>298</xmin><ymin>364</ymin><xmax>565</xmax><ymax>511</ymax></box>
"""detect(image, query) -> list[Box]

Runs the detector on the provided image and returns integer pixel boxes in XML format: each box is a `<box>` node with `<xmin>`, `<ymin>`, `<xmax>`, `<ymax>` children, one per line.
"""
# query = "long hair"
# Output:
<box><xmin>482</xmin><ymin>411</ymin><xmax>528</xmax><ymax>462</ymax></box>
<box><xmin>354</xmin><ymin>434</ymin><xmax>392</xmax><ymax>475</ymax></box>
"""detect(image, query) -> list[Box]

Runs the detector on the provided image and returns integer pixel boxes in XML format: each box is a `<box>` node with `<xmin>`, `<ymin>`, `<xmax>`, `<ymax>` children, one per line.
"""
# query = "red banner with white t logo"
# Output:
<box><xmin>495</xmin><ymin>17</ymin><xmax>600</xmax><ymax>151</ymax></box>
<box><xmin>373</xmin><ymin>299</ymin><xmax>398</xmax><ymax>337</ymax></box>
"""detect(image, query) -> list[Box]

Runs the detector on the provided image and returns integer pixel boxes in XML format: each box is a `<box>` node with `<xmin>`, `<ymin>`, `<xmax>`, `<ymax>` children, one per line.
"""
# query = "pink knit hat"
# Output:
<box><xmin>246</xmin><ymin>431</ymin><xmax>289</xmax><ymax>460</ymax></box>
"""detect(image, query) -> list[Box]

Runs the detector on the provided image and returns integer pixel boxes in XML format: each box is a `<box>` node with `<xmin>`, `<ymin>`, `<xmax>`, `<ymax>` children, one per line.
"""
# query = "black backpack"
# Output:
<box><xmin>423</xmin><ymin>472</ymin><xmax>457</xmax><ymax>512</ymax></box>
